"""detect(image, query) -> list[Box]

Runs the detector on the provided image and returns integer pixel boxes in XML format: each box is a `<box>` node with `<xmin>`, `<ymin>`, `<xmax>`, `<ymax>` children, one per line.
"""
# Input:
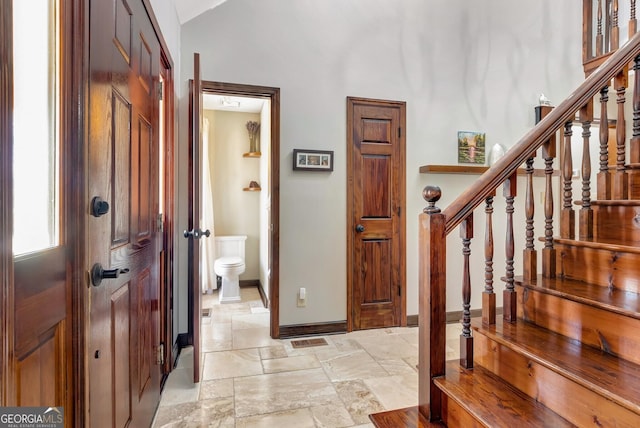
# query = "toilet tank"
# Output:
<box><xmin>214</xmin><ymin>235</ymin><xmax>247</xmax><ymax>259</ymax></box>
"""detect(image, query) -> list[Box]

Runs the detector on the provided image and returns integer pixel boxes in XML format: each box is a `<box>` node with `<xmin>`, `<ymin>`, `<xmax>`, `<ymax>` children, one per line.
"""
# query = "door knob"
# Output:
<box><xmin>91</xmin><ymin>263</ymin><xmax>129</xmax><ymax>287</ymax></box>
<box><xmin>183</xmin><ymin>228</ymin><xmax>211</xmax><ymax>239</ymax></box>
<box><xmin>91</xmin><ymin>196</ymin><xmax>110</xmax><ymax>217</ymax></box>
<box><xmin>356</xmin><ymin>224</ymin><xmax>365</xmax><ymax>233</ymax></box>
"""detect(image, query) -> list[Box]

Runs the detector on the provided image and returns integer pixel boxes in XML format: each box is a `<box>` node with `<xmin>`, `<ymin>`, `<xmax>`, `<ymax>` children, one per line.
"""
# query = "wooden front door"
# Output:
<box><xmin>347</xmin><ymin>97</ymin><xmax>406</xmax><ymax>330</ymax></box>
<box><xmin>87</xmin><ymin>0</ymin><xmax>162</xmax><ymax>426</ymax></box>
<box><xmin>4</xmin><ymin>0</ymin><xmax>75</xmax><ymax>416</ymax></box>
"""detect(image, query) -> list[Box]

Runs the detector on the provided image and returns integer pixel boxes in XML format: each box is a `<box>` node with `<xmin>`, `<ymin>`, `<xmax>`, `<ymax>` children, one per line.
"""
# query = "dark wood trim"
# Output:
<box><xmin>199</xmin><ymin>81</ymin><xmax>280</xmax><ymax>338</ymax></box>
<box><xmin>141</xmin><ymin>0</ymin><xmax>173</xmax><ymax>69</ymax></box>
<box><xmin>172</xmin><ymin>332</ymin><xmax>191</xmax><ymax>369</ymax></box>
<box><xmin>239</xmin><ymin>280</ymin><xmax>269</xmax><ymax>308</ymax></box>
<box><xmin>258</xmin><ymin>281</ymin><xmax>269</xmax><ymax>308</ymax></box>
<box><xmin>445</xmin><ymin>308</ymin><xmax>503</xmax><ymax>324</ymax></box>
<box><xmin>407</xmin><ymin>315</ymin><xmax>418</xmax><ymax>327</ymax></box>
<box><xmin>408</xmin><ymin>312</ymin><xmax>496</xmax><ymax>328</ymax></box>
<box><xmin>0</xmin><ymin>0</ymin><xmax>14</xmax><ymax>407</ymax></box>
<box><xmin>159</xmin><ymin>52</ymin><xmax>175</xmax><ymax>376</ymax></box>
<box><xmin>279</xmin><ymin>321</ymin><xmax>348</xmax><ymax>339</ymax></box>
<box><xmin>66</xmin><ymin>0</ymin><xmax>89</xmax><ymax>425</ymax></box>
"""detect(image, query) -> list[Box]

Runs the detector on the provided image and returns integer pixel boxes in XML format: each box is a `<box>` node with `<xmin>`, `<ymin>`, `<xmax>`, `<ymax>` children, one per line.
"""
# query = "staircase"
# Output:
<box><xmin>371</xmin><ymin>3</ymin><xmax>640</xmax><ymax>427</ymax></box>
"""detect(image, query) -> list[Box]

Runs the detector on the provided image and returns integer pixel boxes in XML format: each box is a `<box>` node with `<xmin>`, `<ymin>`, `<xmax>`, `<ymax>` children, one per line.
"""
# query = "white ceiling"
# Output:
<box><xmin>203</xmin><ymin>94</ymin><xmax>265</xmax><ymax>113</ymax></box>
<box><xmin>171</xmin><ymin>0</ymin><xmax>229</xmax><ymax>24</ymax></box>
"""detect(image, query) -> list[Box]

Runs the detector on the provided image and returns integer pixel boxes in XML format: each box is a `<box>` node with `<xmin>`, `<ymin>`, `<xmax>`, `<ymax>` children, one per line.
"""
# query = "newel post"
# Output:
<box><xmin>419</xmin><ymin>186</ymin><xmax>446</xmax><ymax>422</ymax></box>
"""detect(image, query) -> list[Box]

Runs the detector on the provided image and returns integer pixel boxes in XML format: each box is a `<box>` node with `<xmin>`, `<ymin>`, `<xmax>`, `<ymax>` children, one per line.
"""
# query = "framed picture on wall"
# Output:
<box><xmin>293</xmin><ymin>149</ymin><xmax>334</xmax><ymax>171</ymax></box>
<box><xmin>457</xmin><ymin>131</ymin><xmax>486</xmax><ymax>164</ymax></box>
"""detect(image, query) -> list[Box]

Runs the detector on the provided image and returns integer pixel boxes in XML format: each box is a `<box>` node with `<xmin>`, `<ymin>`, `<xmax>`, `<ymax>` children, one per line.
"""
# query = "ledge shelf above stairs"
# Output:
<box><xmin>419</xmin><ymin>164</ymin><xmax>559</xmax><ymax>177</ymax></box>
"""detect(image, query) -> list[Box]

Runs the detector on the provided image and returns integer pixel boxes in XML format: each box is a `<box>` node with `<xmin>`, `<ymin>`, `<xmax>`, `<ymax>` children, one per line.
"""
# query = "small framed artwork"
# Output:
<box><xmin>457</xmin><ymin>131</ymin><xmax>486</xmax><ymax>164</ymax></box>
<box><xmin>293</xmin><ymin>149</ymin><xmax>334</xmax><ymax>171</ymax></box>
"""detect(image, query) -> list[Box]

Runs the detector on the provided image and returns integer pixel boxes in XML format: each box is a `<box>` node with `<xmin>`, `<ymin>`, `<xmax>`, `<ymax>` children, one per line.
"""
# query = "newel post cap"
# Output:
<box><xmin>422</xmin><ymin>185</ymin><xmax>442</xmax><ymax>214</ymax></box>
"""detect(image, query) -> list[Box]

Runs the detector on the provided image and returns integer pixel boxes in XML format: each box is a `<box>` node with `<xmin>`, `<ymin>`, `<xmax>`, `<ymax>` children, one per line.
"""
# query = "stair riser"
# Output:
<box><xmin>556</xmin><ymin>243</ymin><xmax>640</xmax><ymax>293</ymax></box>
<box><xmin>593</xmin><ymin>204</ymin><xmax>640</xmax><ymax>242</ymax></box>
<box><xmin>516</xmin><ymin>284</ymin><xmax>640</xmax><ymax>365</ymax></box>
<box><xmin>474</xmin><ymin>332</ymin><xmax>640</xmax><ymax>427</ymax></box>
<box><xmin>441</xmin><ymin>396</ymin><xmax>485</xmax><ymax>428</ymax></box>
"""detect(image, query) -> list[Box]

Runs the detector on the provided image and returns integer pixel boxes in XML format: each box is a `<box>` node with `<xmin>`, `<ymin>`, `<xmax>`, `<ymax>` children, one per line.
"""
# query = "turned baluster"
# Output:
<box><xmin>483</xmin><ymin>193</ymin><xmax>496</xmax><ymax>325</ymax></box>
<box><xmin>631</xmin><ymin>0</ymin><xmax>637</xmax><ymax>36</ymax></box>
<box><xmin>523</xmin><ymin>157</ymin><xmax>537</xmax><ymax>279</ymax></box>
<box><xmin>562</xmin><ymin>122</ymin><xmax>576</xmax><ymax>238</ymax></box>
<box><xmin>580</xmin><ymin>102</ymin><xmax>594</xmax><ymax>239</ymax></box>
<box><xmin>628</xmin><ymin>55</ymin><xmax>640</xmax><ymax>199</ymax></box>
<box><xmin>612</xmin><ymin>0</ymin><xmax>620</xmax><ymax>50</ymax></box>
<box><xmin>536</xmin><ymin>104</ymin><xmax>556</xmax><ymax>277</ymax></box>
<box><xmin>542</xmin><ymin>139</ymin><xmax>556</xmax><ymax>277</ymax></box>
<box><xmin>504</xmin><ymin>172</ymin><xmax>517</xmax><ymax>322</ymax></box>
<box><xmin>597</xmin><ymin>0</ymin><xmax>604</xmax><ymax>56</ymax></box>
<box><xmin>460</xmin><ymin>215</ymin><xmax>473</xmax><ymax>369</ymax></box>
<box><xmin>598</xmin><ymin>86</ymin><xmax>611</xmax><ymax>199</ymax></box>
<box><xmin>613</xmin><ymin>70</ymin><xmax>629</xmax><ymax>199</ymax></box>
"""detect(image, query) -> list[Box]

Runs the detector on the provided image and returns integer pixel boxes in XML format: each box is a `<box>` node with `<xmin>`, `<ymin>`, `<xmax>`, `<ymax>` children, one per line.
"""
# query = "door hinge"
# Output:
<box><xmin>398</xmin><ymin>127</ymin><xmax>401</xmax><ymax>138</ymax></box>
<box><xmin>398</xmin><ymin>285</ymin><xmax>401</xmax><ymax>296</ymax></box>
<box><xmin>157</xmin><ymin>213</ymin><xmax>164</xmax><ymax>232</ymax></box>
<box><xmin>158</xmin><ymin>81</ymin><xmax>163</xmax><ymax>101</ymax></box>
<box><xmin>156</xmin><ymin>343</ymin><xmax>165</xmax><ymax>365</ymax></box>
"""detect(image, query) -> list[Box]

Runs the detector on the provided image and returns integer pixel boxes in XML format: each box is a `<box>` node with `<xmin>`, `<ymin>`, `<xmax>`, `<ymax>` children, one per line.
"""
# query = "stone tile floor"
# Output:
<box><xmin>152</xmin><ymin>287</ymin><xmax>462</xmax><ymax>427</ymax></box>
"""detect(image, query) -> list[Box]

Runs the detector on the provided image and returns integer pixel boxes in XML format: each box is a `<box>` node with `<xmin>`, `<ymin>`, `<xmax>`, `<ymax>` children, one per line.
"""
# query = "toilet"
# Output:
<box><xmin>214</xmin><ymin>235</ymin><xmax>247</xmax><ymax>303</ymax></box>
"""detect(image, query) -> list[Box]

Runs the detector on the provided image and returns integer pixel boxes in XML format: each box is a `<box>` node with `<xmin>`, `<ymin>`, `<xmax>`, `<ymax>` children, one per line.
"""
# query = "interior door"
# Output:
<box><xmin>87</xmin><ymin>0</ymin><xmax>162</xmax><ymax>426</ymax></box>
<box><xmin>186</xmin><ymin>52</ymin><xmax>205</xmax><ymax>383</ymax></box>
<box><xmin>347</xmin><ymin>97</ymin><xmax>406</xmax><ymax>330</ymax></box>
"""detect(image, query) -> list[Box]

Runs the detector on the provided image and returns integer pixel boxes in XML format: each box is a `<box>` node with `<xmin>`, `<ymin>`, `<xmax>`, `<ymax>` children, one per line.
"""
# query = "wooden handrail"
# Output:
<box><xmin>442</xmin><ymin>30</ymin><xmax>640</xmax><ymax>236</ymax></box>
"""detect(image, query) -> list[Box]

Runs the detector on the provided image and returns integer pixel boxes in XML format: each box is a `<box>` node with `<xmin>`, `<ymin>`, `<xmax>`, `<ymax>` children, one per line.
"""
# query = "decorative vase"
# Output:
<box><xmin>246</xmin><ymin>121</ymin><xmax>260</xmax><ymax>153</ymax></box>
<box><xmin>488</xmin><ymin>143</ymin><xmax>507</xmax><ymax>166</ymax></box>
<box><xmin>249</xmin><ymin>135</ymin><xmax>258</xmax><ymax>153</ymax></box>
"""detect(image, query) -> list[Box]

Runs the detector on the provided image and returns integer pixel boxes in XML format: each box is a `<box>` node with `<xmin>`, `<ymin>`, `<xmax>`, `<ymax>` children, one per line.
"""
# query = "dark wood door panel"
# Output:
<box><xmin>88</xmin><ymin>0</ymin><xmax>161</xmax><ymax>425</ymax></box>
<box><xmin>16</xmin><ymin>324</ymin><xmax>64</xmax><ymax>407</ymax></box>
<box><xmin>14</xmin><ymin>247</ymin><xmax>66</xmax><ymax>354</ymax></box>
<box><xmin>348</xmin><ymin>97</ymin><xmax>406</xmax><ymax>331</ymax></box>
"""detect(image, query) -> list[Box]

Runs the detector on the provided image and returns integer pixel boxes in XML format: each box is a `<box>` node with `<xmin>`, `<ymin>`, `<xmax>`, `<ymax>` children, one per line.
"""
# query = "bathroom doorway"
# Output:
<box><xmin>197</xmin><ymin>81</ymin><xmax>280</xmax><ymax>339</ymax></box>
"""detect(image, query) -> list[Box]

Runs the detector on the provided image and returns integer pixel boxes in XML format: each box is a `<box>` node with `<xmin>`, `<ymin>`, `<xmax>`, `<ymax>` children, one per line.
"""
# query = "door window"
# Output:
<box><xmin>12</xmin><ymin>0</ymin><xmax>60</xmax><ymax>255</ymax></box>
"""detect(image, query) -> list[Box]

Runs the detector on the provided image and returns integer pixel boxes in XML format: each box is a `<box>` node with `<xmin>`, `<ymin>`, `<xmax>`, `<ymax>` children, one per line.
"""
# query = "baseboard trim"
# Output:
<box><xmin>173</xmin><ymin>333</ymin><xmax>190</xmax><ymax>368</ymax></box>
<box><xmin>406</xmin><ymin>308</ymin><xmax>504</xmax><ymax>327</ymax></box>
<box><xmin>407</xmin><ymin>314</ymin><xmax>418</xmax><ymax>327</ymax></box>
<box><xmin>279</xmin><ymin>321</ymin><xmax>348</xmax><ymax>338</ymax></box>
<box><xmin>239</xmin><ymin>279</ymin><xmax>269</xmax><ymax>308</ymax></box>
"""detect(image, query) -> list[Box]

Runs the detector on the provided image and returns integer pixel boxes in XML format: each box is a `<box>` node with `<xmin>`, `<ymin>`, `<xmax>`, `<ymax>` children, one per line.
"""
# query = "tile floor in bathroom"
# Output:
<box><xmin>152</xmin><ymin>286</ymin><xmax>462</xmax><ymax>427</ymax></box>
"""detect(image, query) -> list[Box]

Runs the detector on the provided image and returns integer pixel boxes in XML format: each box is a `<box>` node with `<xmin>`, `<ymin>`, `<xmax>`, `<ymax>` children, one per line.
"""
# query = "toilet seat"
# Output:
<box><xmin>214</xmin><ymin>256</ymin><xmax>244</xmax><ymax>269</ymax></box>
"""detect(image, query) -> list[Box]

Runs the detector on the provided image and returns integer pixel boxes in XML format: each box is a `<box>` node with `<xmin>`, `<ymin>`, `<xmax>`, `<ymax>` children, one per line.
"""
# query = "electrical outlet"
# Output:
<box><xmin>297</xmin><ymin>287</ymin><xmax>306</xmax><ymax>307</ymax></box>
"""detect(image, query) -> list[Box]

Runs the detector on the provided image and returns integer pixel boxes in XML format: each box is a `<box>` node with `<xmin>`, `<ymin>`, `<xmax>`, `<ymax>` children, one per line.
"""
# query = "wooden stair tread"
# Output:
<box><xmin>472</xmin><ymin>317</ymin><xmax>640</xmax><ymax>414</ymax></box>
<box><xmin>515</xmin><ymin>274</ymin><xmax>640</xmax><ymax>318</ymax></box>
<box><xmin>552</xmin><ymin>236</ymin><xmax>640</xmax><ymax>254</ymax></box>
<box><xmin>369</xmin><ymin>406</ymin><xmax>444</xmax><ymax>428</ymax></box>
<box><xmin>434</xmin><ymin>360</ymin><xmax>574</xmax><ymax>427</ymax></box>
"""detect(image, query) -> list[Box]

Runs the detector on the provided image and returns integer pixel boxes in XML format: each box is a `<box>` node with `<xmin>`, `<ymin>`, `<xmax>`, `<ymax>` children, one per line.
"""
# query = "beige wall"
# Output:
<box><xmin>205</xmin><ymin>109</ymin><xmax>261</xmax><ymax>281</ymax></box>
<box><xmin>171</xmin><ymin>0</ymin><xmax>584</xmax><ymax>331</ymax></box>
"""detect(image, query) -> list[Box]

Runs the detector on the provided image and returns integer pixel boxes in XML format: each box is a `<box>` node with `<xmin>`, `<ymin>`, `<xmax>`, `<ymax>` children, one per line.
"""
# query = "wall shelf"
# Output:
<box><xmin>243</xmin><ymin>187</ymin><xmax>261</xmax><ymax>192</ymax></box>
<box><xmin>419</xmin><ymin>164</ymin><xmax>559</xmax><ymax>177</ymax></box>
<box><xmin>243</xmin><ymin>151</ymin><xmax>262</xmax><ymax>158</ymax></box>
